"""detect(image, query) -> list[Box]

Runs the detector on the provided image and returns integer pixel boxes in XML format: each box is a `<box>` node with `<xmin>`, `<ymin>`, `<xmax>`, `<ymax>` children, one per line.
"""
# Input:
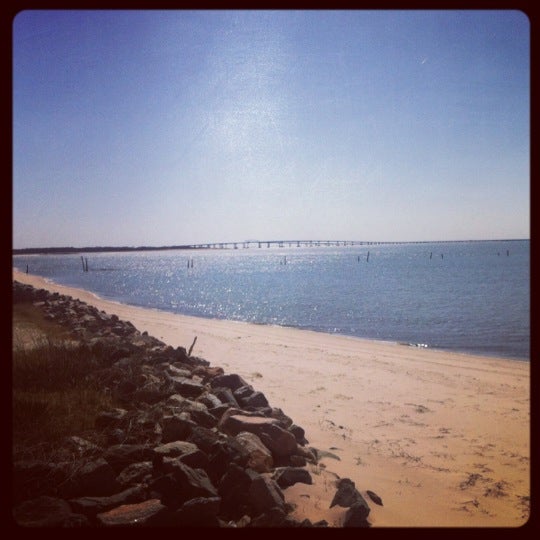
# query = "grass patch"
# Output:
<box><xmin>12</xmin><ymin>303</ymin><xmax>118</xmax><ymax>460</ymax></box>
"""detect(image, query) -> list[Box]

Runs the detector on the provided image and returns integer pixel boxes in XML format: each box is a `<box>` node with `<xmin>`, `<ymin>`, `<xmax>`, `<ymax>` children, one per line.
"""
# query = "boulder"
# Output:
<box><xmin>102</xmin><ymin>444</ymin><xmax>154</xmax><ymax>474</ymax></box>
<box><xmin>342</xmin><ymin>501</ymin><xmax>371</xmax><ymax>527</ymax></box>
<box><xmin>330</xmin><ymin>478</ymin><xmax>369</xmax><ymax>509</ymax></box>
<box><xmin>153</xmin><ymin>441</ymin><xmax>198</xmax><ymax>459</ymax></box>
<box><xmin>248</xmin><ymin>476</ymin><xmax>286</xmax><ymax>515</ymax></box>
<box><xmin>210</xmin><ymin>373</ymin><xmax>248</xmax><ymax>392</ymax></box>
<box><xmin>161</xmin><ymin>413</ymin><xmax>194</xmax><ymax>443</ymax></box>
<box><xmin>116</xmin><ymin>462</ymin><xmax>153</xmax><ymax>488</ymax></box>
<box><xmin>96</xmin><ymin>499</ymin><xmax>169</xmax><ymax>526</ymax></box>
<box><xmin>235</xmin><ymin>432</ymin><xmax>273</xmax><ymax>473</ymax></box>
<box><xmin>69</xmin><ymin>485</ymin><xmax>147</xmax><ymax>517</ymax></box>
<box><xmin>171</xmin><ymin>496</ymin><xmax>222</xmax><ymax>527</ymax></box>
<box><xmin>272</xmin><ymin>467</ymin><xmax>312</xmax><ymax>489</ymax></box>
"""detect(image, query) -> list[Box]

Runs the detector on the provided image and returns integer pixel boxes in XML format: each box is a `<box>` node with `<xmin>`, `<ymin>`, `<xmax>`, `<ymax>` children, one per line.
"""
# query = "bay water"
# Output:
<box><xmin>13</xmin><ymin>240</ymin><xmax>530</xmax><ymax>361</ymax></box>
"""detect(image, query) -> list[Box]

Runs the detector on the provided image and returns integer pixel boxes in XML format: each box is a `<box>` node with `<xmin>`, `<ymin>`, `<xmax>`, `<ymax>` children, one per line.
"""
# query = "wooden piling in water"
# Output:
<box><xmin>366</xmin><ymin>251</ymin><xmax>370</xmax><ymax>262</ymax></box>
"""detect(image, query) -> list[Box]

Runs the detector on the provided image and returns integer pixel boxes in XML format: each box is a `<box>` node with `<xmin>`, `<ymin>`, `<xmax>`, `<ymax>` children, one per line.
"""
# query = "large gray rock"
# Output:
<box><xmin>235</xmin><ymin>432</ymin><xmax>273</xmax><ymax>473</ymax></box>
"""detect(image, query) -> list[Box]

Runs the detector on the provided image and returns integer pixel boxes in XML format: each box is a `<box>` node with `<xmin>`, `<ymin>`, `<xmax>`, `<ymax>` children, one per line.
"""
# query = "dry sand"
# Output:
<box><xmin>12</xmin><ymin>270</ymin><xmax>530</xmax><ymax>527</ymax></box>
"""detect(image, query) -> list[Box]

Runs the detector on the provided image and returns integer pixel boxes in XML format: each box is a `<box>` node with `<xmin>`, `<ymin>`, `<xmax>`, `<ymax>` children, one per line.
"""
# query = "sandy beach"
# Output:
<box><xmin>12</xmin><ymin>269</ymin><xmax>530</xmax><ymax>527</ymax></box>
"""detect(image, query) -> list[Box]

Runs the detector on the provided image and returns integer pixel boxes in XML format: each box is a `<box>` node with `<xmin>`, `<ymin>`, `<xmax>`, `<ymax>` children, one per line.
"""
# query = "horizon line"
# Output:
<box><xmin>12</xmin><ymin>238</ymin><xmax>530</xmax><ymax>254</ymax></box>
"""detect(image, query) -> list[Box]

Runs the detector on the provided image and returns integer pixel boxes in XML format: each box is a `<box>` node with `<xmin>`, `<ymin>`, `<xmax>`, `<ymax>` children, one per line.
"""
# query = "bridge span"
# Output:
<box><xmin>185</xmin><ymin>240</ymin><xmax>380</xmax><ymax>250</ymax></box>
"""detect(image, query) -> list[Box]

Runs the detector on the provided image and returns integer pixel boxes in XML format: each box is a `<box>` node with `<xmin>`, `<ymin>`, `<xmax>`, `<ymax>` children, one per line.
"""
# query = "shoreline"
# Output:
<box><xmin>11</xmin><ymin>266</ymin><xmax>528</xmax><ymax>364</ymax></box>
<box><xmin>12</xmin><ymin>270</ymin><xmax>531</xmax><ymax>527</ymax></box>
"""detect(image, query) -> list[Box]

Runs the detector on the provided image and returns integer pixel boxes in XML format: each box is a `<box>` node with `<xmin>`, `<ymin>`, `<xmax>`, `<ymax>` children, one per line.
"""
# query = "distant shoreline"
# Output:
<box><xmin>12</xmin><ymin>238</ymin><xmax>529</xmax><ymax>255</ymax></box>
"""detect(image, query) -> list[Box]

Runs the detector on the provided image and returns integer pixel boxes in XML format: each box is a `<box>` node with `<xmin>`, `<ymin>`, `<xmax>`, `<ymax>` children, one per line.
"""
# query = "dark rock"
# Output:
<box><xmin>69</xmin><ymin>485</ymin><xmax>147</xmax><ymax>517</ymax></box>
<box><xmin>197</xmin><ymin>392</ymin><xmax>223</xmax><ymax>409</ymax></box>
<box><xmin>330</xmin><ymin>478</ymin><xmax>369</xmax><ymax>509</ymax></box>
<box><xmin>343</xmin><ymin>501</ymin><xmax>371</xmax><ymax>527</ymax></box>
<box><xmin>166</xmin><ymin>376</ymin><xmax>205</xmax><ymax>398</ymax></box>
<box><xmin>187</xmin><ymin>426</ymin><xmax>221</xmax><ymax>454</ymax></box>
<box><xmin>96</xmin><ymin>498</ymin><xmax>169</xmax><ymax>526</ymax></box>
<box><xmin>248</xmin><ymin>476</ymin><xmax>286</xmax><ymax>515</ymax></box>
<box><xmin>289</xmin><ymin>455</ymin><xmax>307</xmax><ymax>467</ymax></box>
<box><xmin>165</xmin><ymin>460</ymin><xmax>218</xmax><ymax>501</ymax></box>
<box><xmin>178</xmin><ymin>449</ymin><xmax>210</xmax><ymax>470</ymax></box>
<box><xmin>269</xmin><ymin>407</ymin><xmax>293</xmax><ymax>429</ymax></box>
<box><xmin>153</xmin><ymin>441</ymin><xmax>198</xmax><ymax>459</ymax></box>
<box><xmin>171</xmin><ymin>496</ymin><xmax>221</xmax><ymax>527</ymax></box>
<box><xmin>272</xmin><ymin>467</ymin><xmax>313</xmax><ymax>489</ymax></box>
<box><xmin>235</xmin><ymin>431</ymin><xmax>273</xmax><ymax>473</ymax></box>
<box><xmin>219</xmin><ymin>413</ymin><xmax>279</xmax><ymax>437</ymax></box>
<box><xmin>218</xmin><ymin>463</ymin><xmax>258</xmax><ymax>519</ymax></box>
<box><xmin>189</xmin><ymin>408</ymin><xmax>219</xmax><ymax>428</ymax></box>
<box><xmin>212</xmin><ymin>387</ymin><xmax>240</xmax><ymax>408</ymax></box>
<box><xmin>257</xmin><ymin>424</ymin><xmax>298</xmax><ymax>458</ymax></box>
<box><xmin>233</xmin><ymin>384</ymin><xmax>255</xmax><ymax>401</ymax></box>
<box><xmin>206</xmin><ymin>438</ymin><xmax>250</xmax><ymax>484</ymax></box>
<box><xmin>103</xmin><ymin>444</ymin><xmax>154</xmax><ymax>474</ymax></box>
<box><xmin>248</xmin><ymin>506</ymin><xmax>288</xmax><ymax>527</ymax></box>
<box><xmin>13</xmin><ymin>496</ymin><xmax>90</xmax><ymax>527</ymax></box>
<box><xmin>210</xmin><ymin>373</ymin><xmax>248</xmax><ymax>392</ymax></box>
<box><xmin>243</xmin><ymin>391</ymin><xmax>269</xmax><ymax>408</ymax></box>
<box><xmin>366</xmin><ymin>490</ymin><xmax>383</xmax><ymax>506</ymax></box>
<box><xmin>95</xmin><ymin>409</ymin><xmax>128</xmax><ymax>430</ymax></box>
<box><xmin>161</xmin><ymin>413</ymin><xmax>194</xmax><ymax>443</ymax></box>
<box><xmin>59</xmin><ymin>458</ymin><xmax>119</xmax><ymax>498</ymax></box>
<box><xmin>116</xmin><ymin>462</ymin><xmax>153</xmax><ymax>488</ymax></box>
<box><xmin>288</xmin><ymin>424</ymin><xmax>308</xmax><ymax>445</ymax></box>
<box><xmin>191</xmin><ymin>365</ymin><xmax>225</xmax><ymax>382</ymax></box>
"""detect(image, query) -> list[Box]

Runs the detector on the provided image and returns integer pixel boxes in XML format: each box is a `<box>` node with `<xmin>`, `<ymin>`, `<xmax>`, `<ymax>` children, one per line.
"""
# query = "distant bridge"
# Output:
<box><xmin>186</xmin><ymin>240</ymin><xmax>379</xmax><ymax>249</ymax></box>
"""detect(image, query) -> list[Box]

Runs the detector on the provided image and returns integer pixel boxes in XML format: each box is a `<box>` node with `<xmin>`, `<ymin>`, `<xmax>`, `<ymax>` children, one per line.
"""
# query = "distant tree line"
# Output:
<box><xmin>12</xmin><ymin>245</ymin><xmax>194</xmax><ymax>255</ymax></box>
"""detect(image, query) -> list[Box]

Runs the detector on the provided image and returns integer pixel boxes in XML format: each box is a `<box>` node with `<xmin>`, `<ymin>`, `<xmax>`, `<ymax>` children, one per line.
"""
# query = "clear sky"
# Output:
<box><xmin>13</xmin><ymin>10</ymin><xmax>530</xmax><ymax>248</ymax></box>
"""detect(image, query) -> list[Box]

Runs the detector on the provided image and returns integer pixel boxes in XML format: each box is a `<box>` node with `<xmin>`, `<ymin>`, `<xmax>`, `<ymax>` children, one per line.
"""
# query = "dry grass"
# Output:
<box><xmin>12</xmin><ymin>303</ymin><xmax>117</xmax><ymax>461</ymax></box>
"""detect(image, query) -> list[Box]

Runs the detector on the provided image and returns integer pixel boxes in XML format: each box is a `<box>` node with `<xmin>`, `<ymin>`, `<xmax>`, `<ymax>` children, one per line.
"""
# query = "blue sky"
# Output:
<box><xmin>13</xmin><ymin>10</ymin><xmax>530</xmax><ymax>248</ymax></box>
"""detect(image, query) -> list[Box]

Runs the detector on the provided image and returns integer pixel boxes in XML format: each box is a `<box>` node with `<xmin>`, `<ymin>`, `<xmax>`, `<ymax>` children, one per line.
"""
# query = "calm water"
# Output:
<box><xmin>13</xmin><ymin>240</ymin><xmax>530</xmax><ymax>361</ymax></box>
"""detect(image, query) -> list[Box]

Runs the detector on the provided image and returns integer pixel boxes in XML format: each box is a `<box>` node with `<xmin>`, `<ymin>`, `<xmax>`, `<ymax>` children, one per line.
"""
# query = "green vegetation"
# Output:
<box><xmin>12</xmin><ymin>303</ymin><xmax>117</xmax><ymax>460</ymax></box>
